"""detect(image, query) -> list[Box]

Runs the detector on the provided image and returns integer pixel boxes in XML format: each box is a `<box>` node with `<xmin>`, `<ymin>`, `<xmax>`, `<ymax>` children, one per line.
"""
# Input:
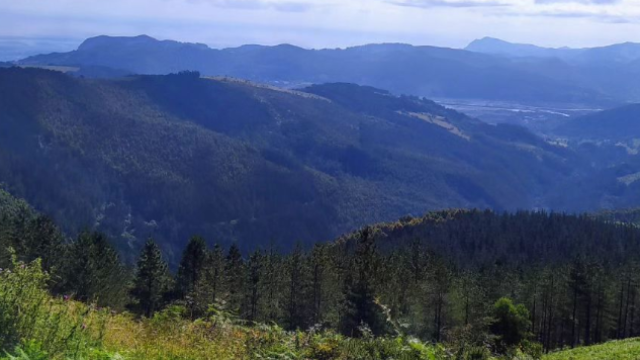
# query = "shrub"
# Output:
<box><xmin>0</xmin><ymin>253</ymin><xmax>108</xmax><ymax>358</ymax></box>
<box><xmin>490</xmin><ymin>298</ymin><xmax>531</xmax><ymax>350</ymax></box>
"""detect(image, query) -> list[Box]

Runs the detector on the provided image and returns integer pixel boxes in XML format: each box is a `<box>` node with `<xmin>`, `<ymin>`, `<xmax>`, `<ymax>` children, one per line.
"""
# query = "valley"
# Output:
<box><xmin>434</xmin><ymin>98</ymin><xmax>601</xmax><ymax>133</ymax></box>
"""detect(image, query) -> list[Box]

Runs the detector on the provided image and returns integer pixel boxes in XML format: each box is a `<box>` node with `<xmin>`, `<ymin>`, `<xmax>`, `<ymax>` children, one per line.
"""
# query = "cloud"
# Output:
<box><xmin>271</xmin><ymin>2</ymin><xmax>315</xmax><ymax>12</ymax></box>
<box><xmin>390</xmin><ymin>0</ymin><xmax>509</xmax><ymax>8</ymax></box>
<box><xmin>534</xmin><ymin>0</ymin><xmax>619</xmax><ymax>5</ymax></box>
<box><xmin>1</xmin><ymin>0</ymin><xmax>640</xmax><ymax>52</ymax></box>
<box><xmin>530</xmin><ymin>10</ymin><xmax>630</xmax><ymax>23</ymax></box>
<box><xmin>190</xmin><ymin>0</ymin><xmax>316</xmax><ymax>12</ymax></box>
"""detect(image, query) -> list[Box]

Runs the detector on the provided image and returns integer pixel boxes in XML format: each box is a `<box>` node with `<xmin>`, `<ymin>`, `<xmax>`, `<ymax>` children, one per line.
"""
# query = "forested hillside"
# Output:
<box><xmin>3</xmin><ymin>207</ymin><xmax>640</xmax><ymax>359</ymax></box>
<box><xmin>539</xmin><ymin>103</ymin><xmax>640</xmax><ymax>211</ymax></box>
<box><xmin>555</xmin><ymin>103</ymin><xmax>640</xmax><ymax>142</ymax></box>
<box><xmin>0</xmin><ymin>67</ymin><xmax>582</xmax><ymax>260</ymax></box>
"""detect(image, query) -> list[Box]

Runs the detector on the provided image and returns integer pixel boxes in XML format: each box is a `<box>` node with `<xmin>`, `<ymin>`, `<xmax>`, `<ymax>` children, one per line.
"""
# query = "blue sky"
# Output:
<box><xmin>1</xmin><ymin>0</ymin><xmax>639</xmax><ymax>59</ymax></box>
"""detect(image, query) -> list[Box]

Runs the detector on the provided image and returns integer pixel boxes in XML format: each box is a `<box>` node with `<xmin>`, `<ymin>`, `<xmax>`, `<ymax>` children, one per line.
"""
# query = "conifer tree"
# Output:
<box><xmin>205</xmin><ymin>244</ymin><xmax>225</xmax><ymax>304</ymax></box>
<box><xmin>175</xmin><ymin>236</ymin><xmax>208</xmax><ymax>300</ymax></box>
<box><xmin>309</xmin><ymin>244</ymin><xmax>327</xmax><ymax>325</ymax></box>
<box><xmin>245</xmin><ymin>250</ymin><xmax>263</xmax><ymax>322</ymax></box>
<box><xmin>26</xmin><ymin>216</ymin><xmax>66</xmax><ymax>274</ymax></box>
<box><xmin>286</xmin><ymin>244</ymin><xmax>308</xmax><ymax>330</ymax></box>
<box><xmin>340</xmin><ymin>227</ymin><xmax>388</xmax><ymax>337</ymax></box>
<box><xmin>224</xmin><ymin>243</ymin><xmax>245</xmax><ymax>313</ymax></box>
<box><xmin>131</xmin><ymin>239</ymin><xmax>172</xmax><ymax>317</ymax></box>
<box><xmin>261</xmin><ymin>244</ymin><xmax>283</xmax><ymax>323</ymax></box>
<box><xmin>62</xmin><ymin>230</ymin><xmax>128</xmax><ymax>308</ymax></box>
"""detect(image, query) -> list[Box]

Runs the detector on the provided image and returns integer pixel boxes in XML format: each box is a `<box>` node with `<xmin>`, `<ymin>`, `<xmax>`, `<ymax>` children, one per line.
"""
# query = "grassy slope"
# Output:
<box><xmin>544</xmin><ymin>338</ymin><xmax>640</xmax><ymax>360</ymax></box>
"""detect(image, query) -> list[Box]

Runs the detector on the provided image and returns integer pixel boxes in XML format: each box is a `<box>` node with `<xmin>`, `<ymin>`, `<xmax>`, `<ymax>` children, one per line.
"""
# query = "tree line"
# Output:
<box><xmin>3</xmin><ymin>208</ymin><xmax>640</xmax><ymax>352</ymax></box>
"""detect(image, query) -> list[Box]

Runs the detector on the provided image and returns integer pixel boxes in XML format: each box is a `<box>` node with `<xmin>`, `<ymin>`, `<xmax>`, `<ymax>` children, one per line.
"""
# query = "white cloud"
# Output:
<box><xmin>390</xmin><ymin>0</ymin><xmax>510</xmax><ymax>8</ymax></box>
<box><xmin>0</xmin><ymin>0</ymin><xmax>640</xmax><ymax>50</ymax></box>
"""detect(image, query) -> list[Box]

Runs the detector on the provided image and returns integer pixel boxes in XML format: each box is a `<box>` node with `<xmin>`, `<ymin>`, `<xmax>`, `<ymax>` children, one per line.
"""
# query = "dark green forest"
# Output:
<box><xmin>1</xmin><ymin>67</ymin><xmax>598</xmax><ymax>263</ymax></box>
<box><xmin>4</xmin><ymin>186</ymin><xmax>640</xmax><ymax>355</ymax></box>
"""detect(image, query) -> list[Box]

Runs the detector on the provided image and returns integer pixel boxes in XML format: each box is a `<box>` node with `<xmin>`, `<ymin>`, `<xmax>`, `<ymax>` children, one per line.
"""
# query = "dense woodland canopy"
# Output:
<box><xmin>3</xmin><ymin>67</ymin><xmax>640</xmax><ymax>264</ymax></box>
<box><xmin>3</xmin><ymin>188</ymin><xmax>640</xmax><ymax>354</ymax></box>
<box><xmin>0</xmin><ymin>67</ymin><xmax>604</xmax><ymax>262</ymax></box>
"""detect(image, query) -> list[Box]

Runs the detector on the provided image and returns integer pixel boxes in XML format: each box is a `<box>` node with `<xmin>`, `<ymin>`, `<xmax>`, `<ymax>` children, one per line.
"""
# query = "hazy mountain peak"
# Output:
<box><xmin>348</xmin><ymin>43</ymin><xmax>415</xmax><ymax>51</ymax></box>
<box><xmin>78</xmin><ymin>34</ymin><xmax>210</xmax><ymax>52</ymax></box>
<box><xmin>271</xmin><ymin>43</ymin><xmax>307</xmax><ymax>52</ymax></box>
<box><xmin>78</xmin><ymin>34</ymin><xmax>158</xmax><ymax>50</ymax></box>
<box><xmin>468</xmin><ymin>37</ymin><xmax>510</xmax><ymax>46</ymax></box>
<box><xmin>467</xmin><ymin>37</ymin><xmax>640</xmax><ymax>66</ymax></box>
<box><xmin>465</xmin><ymin>37</ymin><xmax>556</xmax><ymax>58</ymax></box>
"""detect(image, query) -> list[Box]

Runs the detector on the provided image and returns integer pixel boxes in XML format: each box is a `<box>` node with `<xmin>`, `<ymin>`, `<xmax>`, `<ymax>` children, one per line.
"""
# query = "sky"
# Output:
<box><xmin>1</xmin><ymin>0</ymin><xmax>640</xmax><ymax>59</ymax></box>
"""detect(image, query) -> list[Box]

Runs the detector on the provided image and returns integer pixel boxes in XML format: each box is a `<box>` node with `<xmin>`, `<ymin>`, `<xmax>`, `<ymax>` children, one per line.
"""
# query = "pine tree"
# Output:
<box><xmin>309</xmin><ymin>244</ymin><xmax>327</xmax><ymax>325</ymax></box>
<box><xmin>62</xmin><ymin>230</ymin><xmax>128</xmax><ymax>308</ymax></box>
<box><xmin>245</xmin><ymin>250</ymin><xmax>263</xmax><ymax>322</ymax></box>
<box><xmin>430</xmin><ymin>258</ymin><xmax>452</xmax><ymax>342</ymax></box>
<box><xmin>0</xmin><ymin>213</ymin><xmax>65</xmax><ymax>280</ymax></box>
<box><xmin>286</xmin><ymin>244</ymin><xmax>308</xmax><ymax>330</ymax></box>
<box><xmin>339</xmin><ymin>227</ymin><xmax>388</xmax><ymax>337</ymax></box>
<box><xmin>261</xmin><ymin>244</ymin><xmax>283</xmax><ymax>323</ymax></box>
<box><xmin>205</xmin><ymin>244</ymin><xmax>225</xmax><ymax>304</ymax></box>
<box><xmin>131</xmin><ymin>239</ymin><xmax>172</xmax><ymax>317</ymax></box>
<box><xmin>175</xmin><ymin>236</ymin><xmax>208</xmax><ymax>300</ymax></box>
<box><xmin>224</xmin><ymin>243</ymin><xmax>244</xmax><ymax>313</ymax></box>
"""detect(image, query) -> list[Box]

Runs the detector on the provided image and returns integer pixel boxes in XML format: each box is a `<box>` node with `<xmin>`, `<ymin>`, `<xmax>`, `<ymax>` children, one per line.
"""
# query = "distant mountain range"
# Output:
<box><xmin>466</xmin><ymin>37</ymin><xmax>575</xmax><ymax>59</ymax></box>
<box><xmin>466</xmin><ymin>37</ymin><xmax>640</xmax><ymax>65</ymax></box>
<box><xmin>20</xmin><ymin>34</ymin><xmax>640</xmax><ymax>107</ymax></box>
<box><xmin>0</xmin><ymin>37</ymin><xmax>80</xmax><ymax>62</ymax></box>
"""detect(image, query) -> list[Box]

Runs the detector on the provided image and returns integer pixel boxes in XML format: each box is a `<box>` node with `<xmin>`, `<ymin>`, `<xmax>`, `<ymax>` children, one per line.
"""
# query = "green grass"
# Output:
<box><xmin>543</xmin><ymin>338</ymin><xmax>640</xmax><ymax>360</ymax></box>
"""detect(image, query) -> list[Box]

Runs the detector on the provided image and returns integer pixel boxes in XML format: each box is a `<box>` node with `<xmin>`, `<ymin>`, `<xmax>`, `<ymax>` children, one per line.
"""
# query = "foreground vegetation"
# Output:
<box><xmin>1</xmin><ymin>256</ymin><xmax>542</xmax><ymax>360</ymax></box>
<box><xmin>2</xmin><ymin>256</ymin><xmax>637</xmax><ymax>360</ymax></box>
<box><xmin>5</xmin><ymin>257</ymin><xmax>637</xmax><ymax>360</ymax></box>
<box><xmin>544</xmin><ymin>338</ymin><xmax>640</xmax><ymax>360</ymax></box>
